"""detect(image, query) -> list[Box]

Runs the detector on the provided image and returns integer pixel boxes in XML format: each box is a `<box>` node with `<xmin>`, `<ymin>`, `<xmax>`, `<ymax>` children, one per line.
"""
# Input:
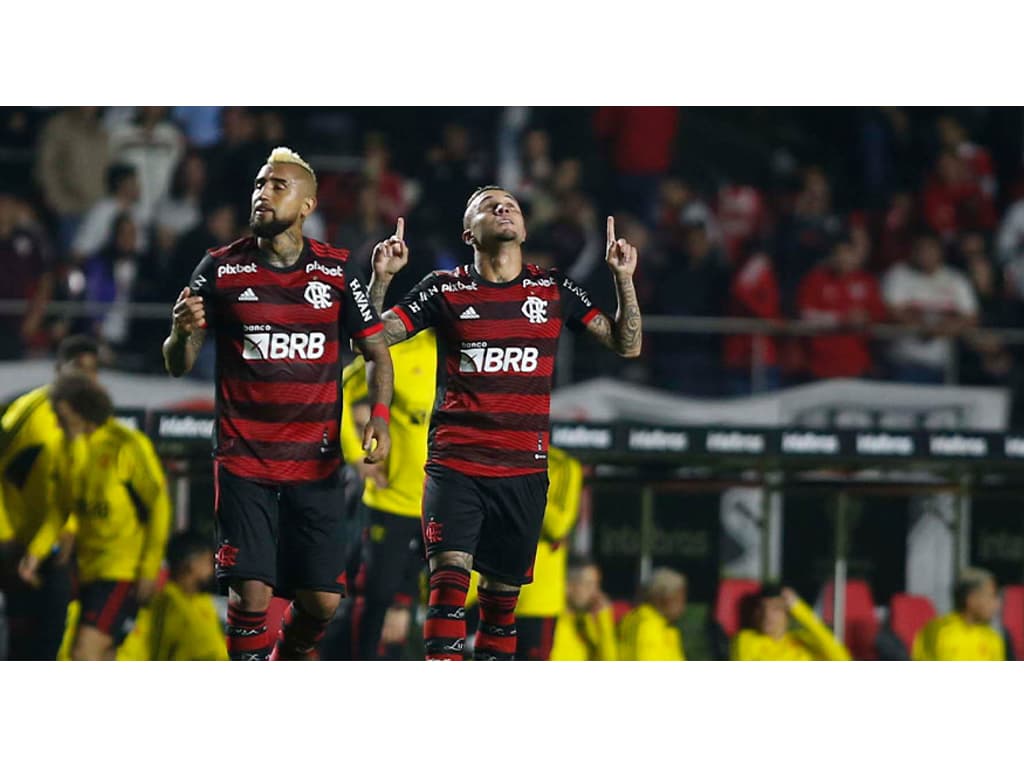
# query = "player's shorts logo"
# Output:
<box><xmin>243</xmin><ymin>331</ymin><xmax>327</xmax><ymax>360</ymax></box>
<box><xmin>459</xmin><ymin>345</ymin><xmax>538</xmax><ymax>373</ymax></box>
<box><xmin>521</xmin><ymin>296</ymin><xmax>548</xmax><ymax>324</ymax></box>
<box><xmin>304</xmin><ymin>280</ymin><xmax>333</xmax><ymax>310</ymax></box>
<box><xmin>215</xmin><ymin>542</ymin><xmax>239</xmax><ymax>568</ymax></box>
<box><xmin>424</xmin><ymin>520</ymin><xmax>444</xmax><ymax>544</ymax></box>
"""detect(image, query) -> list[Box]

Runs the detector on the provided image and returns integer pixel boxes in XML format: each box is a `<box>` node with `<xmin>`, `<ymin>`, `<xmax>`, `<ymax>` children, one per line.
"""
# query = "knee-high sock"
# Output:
<box><xmin>271</xmin><ymin>601</ymin><xmax>330</xmax><ymax>660</ymax></box>
<box><xmin>424</xmin><ymin>566</ymin><xmax>470</xmax><ymax>660</ymax></box>
<box><xmin>226</xmin><ymin>606</ymin><xmax>271</xmax><ymax>661</ymax></box>
<box><xmin>474</xmin><ymin>587</ymin><xmax>519</xmax><ymax>661</ymax></box>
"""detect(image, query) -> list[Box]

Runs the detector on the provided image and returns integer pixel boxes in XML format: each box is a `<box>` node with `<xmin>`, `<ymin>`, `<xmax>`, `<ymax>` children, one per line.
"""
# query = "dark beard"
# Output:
<box><xmin>250</xmin><ymin>214</ymin><xmax>292</xmax><ymax>238</ymax></box>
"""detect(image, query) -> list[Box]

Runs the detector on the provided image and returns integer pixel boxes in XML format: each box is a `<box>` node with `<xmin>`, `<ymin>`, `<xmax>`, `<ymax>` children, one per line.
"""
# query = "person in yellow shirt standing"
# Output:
<box><xmin>618</xmin><ymin>568</ymin><xmax>687</xmax><ymax>661</ymax></box>
<box><xmin>550</xmin><ymin>558</ymin><xmax>618</xmax><ymax>661</ymax></box>
<box><xmin>20</xmin><ymin>373</ymin><xmax>172</xmax><ymax>661</ymax></box>
<box><xmin>335</xmin><ymin>330</ymin><xmax>436</xmax><ymax>659</ymax></box>
<box><xmin>0</xmin><ymin>334</ymin><xmax>99</xmax><ymax>659</ymax></box>
<box><xmin>912</xmin><ymin>567</ymin><xmax>1005</xmax><ymax>661</ymax></box>
<box><xmin>730</xmin><ymin>585</ymin><xmax>850</xmax><ymax>661</ymax></box>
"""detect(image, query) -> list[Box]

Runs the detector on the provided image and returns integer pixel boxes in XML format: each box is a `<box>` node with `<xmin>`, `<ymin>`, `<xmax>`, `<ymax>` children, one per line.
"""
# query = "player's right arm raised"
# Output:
<box><xmin>368</xmin><ymin>218</ymin><xmax>410</xmax><ymax>346</ymax></box>
<box><xmin>162</xmin><ymin>286</ymin><xmax>207</xmax><ymax>377</ymax></box>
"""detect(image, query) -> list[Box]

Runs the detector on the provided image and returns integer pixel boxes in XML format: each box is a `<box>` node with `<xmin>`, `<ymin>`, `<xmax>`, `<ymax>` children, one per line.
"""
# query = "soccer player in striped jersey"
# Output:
<box><xmin>368</xmin><ymin>185</ymin><xmax>641</xmax><ymax>660</ymax></box>
<box><xmin>162</xmin><ymin>147</ymin><xmax>394</xmax><ymax>660</ymax></box>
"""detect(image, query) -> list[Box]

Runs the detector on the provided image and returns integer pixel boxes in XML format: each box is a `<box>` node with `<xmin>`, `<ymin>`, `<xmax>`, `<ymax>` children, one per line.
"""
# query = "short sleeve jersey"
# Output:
<box><xmin>189</xmin><ymin>237</ymin><xmax>383</xmax><ymax>484</ymax></box>
<box><xmin>390</xmin><ymin>263</ymin><xmax>600</xmax><ymax>477</ymax></box>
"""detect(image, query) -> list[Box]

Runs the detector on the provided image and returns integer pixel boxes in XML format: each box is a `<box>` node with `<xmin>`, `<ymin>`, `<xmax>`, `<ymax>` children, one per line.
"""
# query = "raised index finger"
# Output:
<box><xmin>395</xmin><ymin>217</ymin><xmax>405</xmax><ymax>241</ymax></box>
<box><xmin>607</xmin><ymin>216</ymin><xmax>616</xmax><ymax>244</ymax></box>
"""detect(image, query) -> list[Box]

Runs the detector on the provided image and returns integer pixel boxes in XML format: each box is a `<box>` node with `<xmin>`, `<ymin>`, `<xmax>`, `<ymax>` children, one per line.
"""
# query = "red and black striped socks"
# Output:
<box><xmin>270</xmin><ymin>602</ymin><xmax>330</xmax><ymax>661</ymax></box>
<box><xmin>475</xmin><ymin>587</ymin><xmax>519</xmax><ymax>661</ymax></box>
<box><xmin>424</xmin><ymin>565</ymin><xmax>471</xmax><ymax>660</ymax></box>
<box><xmin>226</xmin><ymin>605</ymin><xmax>272</xmax><ymax>661</ymax></box>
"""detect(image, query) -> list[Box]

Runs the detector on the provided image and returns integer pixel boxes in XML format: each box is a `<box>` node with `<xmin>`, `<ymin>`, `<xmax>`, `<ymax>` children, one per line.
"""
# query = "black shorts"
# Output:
<box><xmin>421</xmin><ymin>464</ymin><xmax>549</xmax><ymax>586</ymax></box>
<box><xmin>79</xmin><ymin>580</ymin><xmax>139</xmax><ymax>644</ymax></box>
<box><xmin>213</xmin><ymin>463</ymin><xmax>354</xmax><ymax>598</ymax></box>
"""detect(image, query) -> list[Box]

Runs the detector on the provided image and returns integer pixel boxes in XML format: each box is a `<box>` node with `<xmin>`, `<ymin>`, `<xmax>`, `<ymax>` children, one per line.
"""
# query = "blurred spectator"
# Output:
<box><xmin>363</xmin><ymin>132</ymin><xmax>409</xmax><ymax>223</ymax></box>
<box><xmin>618</xmin><ymin>567</ymin><xmax>687</xmax><ymax>661</ymax></box>
<box><xmin>657</xmin><ymin>178</ymin><xmax>721</xmax><ymax>255</ymax></box>
<box><xmin>995</xmin><ymin>194</ymin><xmax>1024</xmax><ymax>265</ymax></box>
<box><xmin>937</xmin><ymin>115</ymin><xmax>997</xmax><ymax>201</ymax></box>
<box><xmin>912</xmin><ymin>567</ymin><xmax>1005</xmax><ymax>661</ymax></box>
<box><xmin>76</xmin><ymin>213</ymin><xmax>144</xmax><ymax>352</ymax></box>
<box><xmin>514</xmin><ymin>129</ymin><xmax>555</xmax><ymax>206</ymax></box>
<box><xmin>549</xmin><ymin>558</ymin><xmax>618</xmax><ymax>661</ymax></box>
<box><xmin>860</xmin><ymin>107</ymin><xmax>916</xmax><ymax>208</ymax></box>
<box><xmin>958</xmin><ymin>233</ymin><xmax>1013</xmax><ymax>387</ymax></box>
<box><xmin>71</xmin><ymin>163</ymin><xmax>149</xmax><ymax>262</ymax></box>
<box><xmin>205</xmin><ymin>107</ymin><xmax>265</xmax><ymax>222</ymax></box>
<box><xmin>722</xmin><ymin>242</ymin><xmax>782</xmax><ymax>395</ymax></box>
<box><xmin>335</xmin><ymin>181</ymin><xmax>393</xmax><ymax>266</ymax></box>
<box><xmin>0</xmin><ymin>191</ymin><xmax>54</xmax><ymax>359</ymax></box>
<box><xmin>166</xmin><ymin>202</ymin><xmax>239</xmax><ymax>292</ymax></box>
<box><xmin>796</xmin><ymin>229</ymin><xmax>886</xmax><ymax>380</ymax></box>
<box><xmin>775</xmin><ymin>166</ymin><xmax>842</xmax><ymax>307</ymax></box>
<box><xmin>171</xmin><ymin>106</ymin><xmax>223</xmax><ymax>148</ymax></box>
<box><xmin>921</xmin><ymin>149</ymin><xmax>997</xmax><ymax>243</ymax></box>
<box><xmin>416</xmin><ymin>122</ymin><xmax>489</xmax><ymax>267</ymax></box>
<box><xmin>882</xmin><ymin>230</ymin><xmax>978</xmax><ymax>384</ymax></box>
<box><xmin>730</xmin><ymin>585</ymin><xmax>850</xmax><ymax>661</ymax></box>
<box><xmin>35</xmin><ymin>107</ymin><xmax>109</xmax><ymax>251</ymax></box>
<box><xmin>534</xmin><ymin>190</ymin><xmax>602</xmax><ymax>281</ymax></box>
<box><xmin>154</xmin><ymin>151</ymin><xmax>207</xmax><ymax>249</ymax></box>
<box><xmin>716</xmin><ymin>182</ymin><xmax>766</xmax><ymax>265</ymax></box>
<box><xmin>594</xmin><ymin>107</ymin><xmax>680</xmax><ymax>225</ymax></box>
<box><xmin>109</xmin><ymin>106</ymin><xmax>185</xmax><ymax>224</ymax></box>
<box><xmin>117</xmin><ymin>531</ymin><xmax>228</xmax><ymax>661</ymax></box>
<box><xmin>650</xmin><ymin>219</ymin><xmax>729</xmax><ymax>396</ymax></box>
<box><xmin>875</xmin><ymin>190</ymin><xmax>918</xmax><ymax>272</ymax></box>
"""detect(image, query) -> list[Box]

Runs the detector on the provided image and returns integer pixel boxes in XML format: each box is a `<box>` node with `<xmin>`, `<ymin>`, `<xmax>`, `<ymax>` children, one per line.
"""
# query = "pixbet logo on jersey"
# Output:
<box><xmin>243</xmin><ymin>331</ymin><xmax>327</xmax><ymax>360</ymax></box>
<box><xmin>217</xmin><ymin>263</ymin><xmax>258</xmax><ymax>278</ymax></box>
<box><xmin>459</xmin><ymin>344</ymin><xmax>539</xmax><ymax>373</ymax></box>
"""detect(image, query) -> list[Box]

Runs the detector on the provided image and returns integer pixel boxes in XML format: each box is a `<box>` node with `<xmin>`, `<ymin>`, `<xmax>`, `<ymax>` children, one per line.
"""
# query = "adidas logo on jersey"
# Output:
<box><xmin>459</xmin><ymin>306</ymin><xmax>480</xmax><ymax>320</ymax></box>
<box><xmin>237</xmin><ymin>287</ymin><xmax>259</xmax><ymax>302</ymax></box>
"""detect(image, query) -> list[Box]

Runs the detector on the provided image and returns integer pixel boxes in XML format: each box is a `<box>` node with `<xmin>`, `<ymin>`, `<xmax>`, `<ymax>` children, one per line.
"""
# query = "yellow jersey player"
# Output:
<box><xmin>20</xmin><ymin>373</ymin><xmax>172</xmax><ymax>660</ymax></box>
<box><xmin>335</xmin><ymin>329</ymin><xmax>436</xmax><ymax>659</ymax></box>
<box><xmin>912</xmin><ymin>567</ymin><xmax>1006</xmax><ymax>661</ymax></box>
<box><xmin>467</xmin><ymin>446</ymin><xmax>583</xmax><ymax>659</ymax></box>
<box><xmin>619</xmin><ymin>568</ymin><xmax>688</xmax><ymax>661</ymax></box>
<box><xmin>550</xmin><ymin>558</ymin><xmax>618</xmax><ymax>661</ymax></box>
<box><xmin>730</xmin><ymin>585</ymin><xmax>850</xmax><ymax>661</ymax></box>
<box><xmin>0</xmin><ymin>334</ymin><xmax>99</xmax><ymax>659</ymax></box>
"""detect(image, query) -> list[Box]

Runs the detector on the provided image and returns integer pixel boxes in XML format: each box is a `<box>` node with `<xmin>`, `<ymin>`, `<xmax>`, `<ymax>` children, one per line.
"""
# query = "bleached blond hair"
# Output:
<box><xmin>266</xmin><ymin>146</ymin><xmax>316</xmax><ymax>188</ymax></box>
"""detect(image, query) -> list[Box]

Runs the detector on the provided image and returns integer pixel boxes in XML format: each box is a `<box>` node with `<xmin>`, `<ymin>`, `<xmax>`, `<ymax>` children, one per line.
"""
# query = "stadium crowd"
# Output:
<box><xmin>4</xmin><ymin>107</ymin><xmax>1024</xmax><ymax>417</ymax></box>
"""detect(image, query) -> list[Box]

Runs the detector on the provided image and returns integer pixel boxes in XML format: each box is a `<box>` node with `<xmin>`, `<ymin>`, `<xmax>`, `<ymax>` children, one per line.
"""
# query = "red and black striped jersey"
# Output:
<box><xmin>189</xmin><ymin>237</ymin><xmax>382</xmax><ymax>484</ymax></box>
<box><xmin>390</xmin><ymin>263</ymin><xmax>600</xmax><ymax>478</ymax></box>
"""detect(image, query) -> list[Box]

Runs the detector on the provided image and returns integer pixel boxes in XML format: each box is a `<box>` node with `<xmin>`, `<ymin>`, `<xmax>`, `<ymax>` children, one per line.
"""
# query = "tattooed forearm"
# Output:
<box><xmin>586</xmin><ymin>277</ymin><xmax>641</xmax><ymax>357</ymax></box>
<box><xmin>368</xmin><ymin>274</ymin><xmax>391</xmax><ymax>315</ymax></box>
<box><xmin>360</xmin><ymin>334</ymin><xmax>394</xmax><ymax>410</ymax></box>
<box><xmin>380</xmin><ymin>311</ymin><xmax>409</xmax><ymax>347</ymax></box>
<box><xmin>612</xmin><ymin>276</ymin><xmax>642</xmax><ymax>357</ymax></box>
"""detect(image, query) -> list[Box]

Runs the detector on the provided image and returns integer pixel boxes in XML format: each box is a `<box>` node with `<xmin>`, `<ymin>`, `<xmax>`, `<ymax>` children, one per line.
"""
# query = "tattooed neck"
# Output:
<box><xmin>259</xmin><ymin>230</ymin><xmax>304</xmax><ymax>268</ymax></box>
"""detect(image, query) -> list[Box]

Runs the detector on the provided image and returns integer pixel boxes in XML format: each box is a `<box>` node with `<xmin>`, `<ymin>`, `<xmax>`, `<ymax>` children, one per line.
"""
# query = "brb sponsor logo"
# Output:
<box><xmin>459</xmin><ymin>343</ymin><xmax>539</xmax><ymax>373</ymax></box>
<box><xmin>217</xmin><ymin>262</ymin><xmax>258</xmax><ymax>278</ymax></box>
<box><xmin>243</xmin><ymin>331</ymin><xmax>327</xmax><ymax>360</ymax></box>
